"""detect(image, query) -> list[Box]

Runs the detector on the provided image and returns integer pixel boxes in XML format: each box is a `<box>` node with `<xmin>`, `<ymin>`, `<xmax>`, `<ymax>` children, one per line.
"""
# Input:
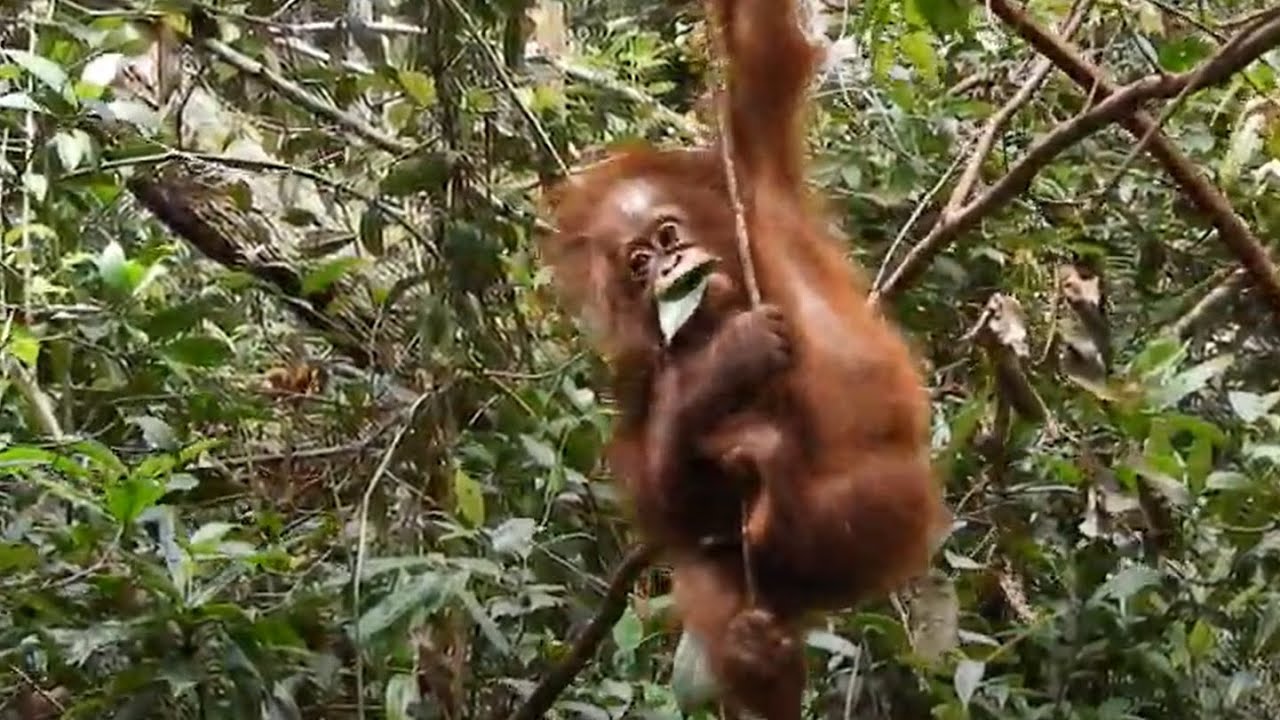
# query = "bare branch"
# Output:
<box><xmin>1170</xmin><ymin>268</ymin><xmax>1249</xmax><ymax>338</ymax></box>
<box><xmin>982</xmin><ymin>0</ymin><xmax>1280</xmax><ymax>318</ymax></box>
<box><xmin>872</xmin><ymin>4</ymin><xmax>1280</xmax><ymax>305</ymax></box>
<box><xmin>944</xmin><ymin>0</ymin><xmax>1093</xmax><ymax>216</ymax></box>
<box><xmin>197</xmin><ymin>37</ymin><xmax>413</xmax><ymax>155</ymax></box>
<box><xmin>508</xmin><ymin>544</ymin><xmax>657</xmax><ymax>720</ymax></box>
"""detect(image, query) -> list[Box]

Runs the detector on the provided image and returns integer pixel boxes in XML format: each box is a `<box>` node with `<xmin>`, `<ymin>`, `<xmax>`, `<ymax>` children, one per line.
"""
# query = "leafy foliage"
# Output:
<box><xmin>1</xmin><ymin>0</ymin><xmax>1279</xmax><ymax>718</ymax></box>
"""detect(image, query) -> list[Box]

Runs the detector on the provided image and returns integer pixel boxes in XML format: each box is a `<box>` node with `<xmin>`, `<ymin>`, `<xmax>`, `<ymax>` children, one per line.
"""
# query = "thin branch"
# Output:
<box><xmin>508</xmin><ymin>544</ymin><xmax>657</xmax><ymax>720</ymax></box>
<box><xmin>1169</xmin><ymin>268</ymin><xmax>1248</xmax><ymax>338</ymax></box>
<box><xmin>441</xmin><ymin>0</ymin><xmax>568</xmax><ymax>175</ymax></box>
<box><xmin>197</xmin><ymin>36</ymin><xmax>414</xmax><ymax>155</ymax></box>
<box><xmin>872</xmin><ymin>4</ymin><xmax>1280</xmax><ymax>305</ymax></box>
<box><xmin>944</xmin><ymin>0</ymin><xmax>1093</xmax><ymax>216</ymax></box>
<box><xmin>983</xmin><ymin>0</ymin><xmax>1280</xmax><ymax>318</ymax></box>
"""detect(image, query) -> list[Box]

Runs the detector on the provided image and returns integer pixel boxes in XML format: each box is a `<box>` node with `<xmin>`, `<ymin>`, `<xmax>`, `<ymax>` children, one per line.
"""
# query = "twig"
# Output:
<box><xmin>441</xmin><ymin>0</ymin><xmax>568</xmax><ymax>175</ymax></box>
<box><xmin>944</xmin><ymin>0</ymin><xmax>1093</xmax><ymax>217</ymax></box>
<box><xmin>507</xmin><ymin>544</ymin><xmax>657</xmax><ymax>720</ymax></box>
<box><xmin>197</xmin><ymin>37</ymin><xmax>413</xmax><ymax>155</ymax></box>
<box><xmin>353</xmin><ymin>391</ymin><xmax>439</xmax><ymax>720</ymax></box>
<box><xmin>984</xmin><ymin>0</ymin><xmax>1280</xmax><ymax>320</ymax></box>
<box><xmin>872</xmin><ymin>5</ymin><xmax>1280</xmax><ymax>304</ymax></box>
<box><xmin>1169</xmin><ymin>268</ymin><xmax>1248</xmax><ymax>338</ymax></box>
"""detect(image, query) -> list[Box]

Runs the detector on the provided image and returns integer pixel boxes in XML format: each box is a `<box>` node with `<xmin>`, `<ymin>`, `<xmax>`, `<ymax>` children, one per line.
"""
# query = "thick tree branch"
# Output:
<box><xmin>508</xmin><ymin>543</ymin><xmax>657</xmax><ymax>720</ymax></box>
<box><xmin>982</xmin><ymin>0</ymin><xmax>1280</xmax><ymax>316</ymax></box>
<box><xmin>872</xmin><ymin>5</ymin><xmax>1280</xmax><ymax>304</ymax></box>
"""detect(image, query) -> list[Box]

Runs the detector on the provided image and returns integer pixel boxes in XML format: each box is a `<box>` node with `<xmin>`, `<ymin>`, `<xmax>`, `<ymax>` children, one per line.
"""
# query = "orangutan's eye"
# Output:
<box><xmin>654</xmin><ymin>220</ymin><xmax>680</xmax><ymax>250</ymax></box>
<box><xmin>628</xmin><ymin>249</ymin><xmax>653</xmax><ymax>279</ymax></box>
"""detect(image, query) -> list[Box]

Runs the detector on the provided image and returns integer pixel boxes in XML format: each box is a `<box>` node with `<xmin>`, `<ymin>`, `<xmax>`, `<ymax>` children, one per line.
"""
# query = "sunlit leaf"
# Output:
<box><xmin>953</xmin><ymin>658</ymin><xmax>984</xmax><ymax>707</ymax></box>
<box><xmin>672</xmin><ymin>629</ymin><xmax>718</xmax><ymax>713</ymax></box>
<box><xmin>453</xmin><ymin>467</ymin><xmax>486</xmax><ymax>527</ymax></box>
<box><xmin>384</xmin><ymin>673</ymin><xmax>420</xmax><ymax>720</ymax></box>
<box><xmin>355</xmin><ymin>572</ymin><xmax>450</xmax><ymax>639</ymax></box>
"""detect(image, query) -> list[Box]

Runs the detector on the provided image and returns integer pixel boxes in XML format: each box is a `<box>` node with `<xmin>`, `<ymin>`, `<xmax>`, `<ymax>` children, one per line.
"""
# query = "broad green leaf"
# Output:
<box><xmin>1205</xmin><ymin>470</ymin><xmax>1250</xmax><ymax>491</ymax></box>
<box><xmin>612</xmin><ymin>605</ymin><xmax>644</xmax><ymax>654</ymax></box>
<box><xmin>397</xmin><ymin>70</ymin><xmax>437</xmax><ymax>106</ymax></box>
<box><xmin>96</xmin><ymin>240</ymin><xmax>131</xmax><ymax>291</ymax></box>
<box><xmin>900</xmin><ymin>31</ymin><xmax>938</xmax><ymax>84</ymax></box>
<box><xmin>359</xmin><ymin>206</ymin><xmax>386</xmax><ymax>255</ymax></box>
<box><xmin>905</xmin><ymin>0</ymin><xmax>969</xmax><ymax>35</ymax></box>
<box><xmin>1092</xmin><ymin>564</ymin><xmax>1161</xmax><ymax>603</ymax></box>
<box><xmin>4</xmin><ymin>325</ymin><xmax>40</xmax><ymax>368</ymax></box>
<box><xmin>805</xmin><ymin>630</ymin><xmax>860</xmax><ymax>658</ymax></box>
<box><xmin>70</xmin><ymin>438</ymin><xmax>127</xmax><ymax>479</ymax></box>
<box><xmin>163</xmin><ymin>335</ymin><xmax>233</xmax><ymax>367</ymax></box>
<box><xmin>80</xmin><ymin>52</ymin><xmax>124</xmax><ymax>88</ymax></box>
<box><xmin>453</xmin><ymin>467</ymin><xmax>485</xmax><ymax>527</ymax></box>
<box><xmin>520</xmin><ymin>434</ymin><xmax>558</xmax><ymax>468</ymax></box>
<box><xmin>672</xmin><ymin>629</ymin><xmax>718</xmax><ymax>713</ymax></box>
<box><xmin>190</xmin><ymin>522</ymin><xmax>237</xmax><ymax>550</ymax></box>
<box><xmin>1228</xmin><ymin>390</ymin><xmax>1280</xmax><ymax>423</ymax></box>
<box><xmin>0</xmin><ymin>91</ymin><xmax>44</xmax><ymax>112</ymax></box>
<box><xmin>355</xmin><ymin>572</ymin><xmax>449</xmax><ymax>639</ymax></box>
<box><xmin>458</xmin><ymin>588</ymin><xmax>511</xmax><ymax>655</ymax></box>
<box><xmin>2</xmin><ymin>49</ymin><xmax>71</xmax><ymax>98</ymax></box>
<box><xmin>384</xmin><ymin>673</ymin><xmax>420</xmax><ymax>720</ymax></box>
<box><xmin>381</xmin><ymin>152</ymin><xmax>452</xmax><ymax>197</ymax></box>
<box><xmin>53</xmin><ymin>129</ymin><xmax>92</xmax><ymax>170</ymax></box>
<box><xmin>106</xmin><ymin>475</ymin><xmax>166</xmax><ymax>524</ymax></box>
<box><xmin>301</xmin><ymin>257</ymin><xmax>365</xmax><ymax>296</ymax></box>
<box><xmin>1187</xmin><ymin>619</ymin><xmax>1217</xmax><ymax>658</ymax></box>
<box><xmin>953</xmin><ymin>658</ymin><xmax>984</xmax><ymax>707</ymax></box>
<box><xmin>1149</xmin><ymin>353</ymin><xmax>1234</xmax><ymax>410</ymax></box>
<box><xmin>1222</xmin><ymin>111</ymin><xmax>1266</xmax><ymax>187</ymax></box>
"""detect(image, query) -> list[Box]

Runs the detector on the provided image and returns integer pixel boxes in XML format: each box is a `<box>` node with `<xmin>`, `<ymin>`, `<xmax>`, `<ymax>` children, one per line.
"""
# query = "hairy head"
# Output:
<box><xmin>539</xmin><ymin>146</ymin><xmax>747</xmax><ymax>358</ymax></box>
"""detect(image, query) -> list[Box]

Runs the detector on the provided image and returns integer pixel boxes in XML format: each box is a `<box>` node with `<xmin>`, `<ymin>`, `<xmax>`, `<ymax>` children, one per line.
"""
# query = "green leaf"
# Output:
<box><xmin>1149</xmin><ymin>353</ymin><xmax>1234</xmax><ymax>410</ymax></box>
<box><xmin>355</xmin><ymin>572</ymin><xmax>450</xmax><ymax>639</ymax></box>
<box><xmin>301</xmin><ymin>257</ymin><xmax>364</xmax><ymax>296</ymax></box>
<box><xmin>96</xmin><ymin>240</ymin><xmax>136</xmax><ymax>292</ymax></box>
<box><xmin>453</xmin><ymin>467</ymin><xmax>485</xmax><ymax>527</ymax></box>
<box><xmin>190</xmin><ymin>522</ymin><xmax>238</xmax><ymax>551</ymax></box>
<box><xmin>1228</xmin><ymin>390</ymin><xmax>1280</xmax><ymax>423</ymax></box>
<box><xmin>1205</xmin><ymin>470</ymin><xmax>1250</xmax><ymax>491</ymax></box>
<box><xmin>359</xmin><ymin>207</ymin><xmax>386</xmax><ymax>255</ymax></box>
<box><xmin>805</xmin><ymin>630</ymin><xmax>860</xmax><ymax>658</ymax></box>
<box><xmin>397</xmin><ymin>70</ymin><xmax>437</xmax><ymax>107</ymax></box>
<box><xmin>905</xmin><ymin>0</ymin><xmax>970</xmax><ymax>35</ymax></box>
<box><xmin>381</xmin><ymin>152</ymin><xmax>452</xmax><ymax>197</ymax></box>
<box><xmin>106</xmin><ymin>475</ymin><xmax>166</xmax><ymax>524</ymax></box>
<box><xmin>163</xmin><ymin>335</ymin><xmax>233</xmax><ymax>367</ymax></box>
<box><xmin>612</xmin><ymin>605</ymin><xmax>644</xmax><ymax>655</ymax></box>
<box><xmin>80</xmin><ymin>52</ymin><xmax>124</xmax><ymax>88</ymax></box>
<box><xmin>0</xmin><ymin>91</ymin><xmax>44</xmax><ymax>112</ymax></box>
<box><xmin>2</xmin><ymin>49</ymin><xmax>72</xmax><ymax>98</ymax></box>
<box><xmin>458</xmin><ymin>587</ymin><xmax>511</xmax><ymax>655</ymax></box>
<box><xmin>953</xmin><ymin>658</ymin><xmax>984</xmax><ymax>707</ymax></box>
<box><xmin>4</xmin><ymin>325</ymin><xmax>40</xmax><ymax>368</ymax></box>
<box><xmin>672</xmin><ymin>629</ymin><xmax>719</xmax><ymax>713</ymax></box>
<box><xmin>384</xmin><ymin>673</ymin><xmax>420</xmax><ymax>720</ymax></box>
<box><xmin>1188</xmin><ymin>619</ymin><xmax>1217</xmax><ymax>658</ymax></box>
<box><xmin>656</xmin><ymin>272</ymin><xmax>710</xmax><ymax>345</ymax></box>
<box><xmin>53</xmin><ymin>129</ymin><xmax>92</xmax><ymax>170</ymax></box>
<box><xmin>1093</xmin><ymin>564</ymin><xmax>1161</xmax><ymax>603</ymax></box>
<box><xmin>900</xmin><ymin>31</ymin><xmax>939</xmax><ymax>84</ymax></box>
<box><xmin>1222</xmin><ymin>112</ymin><xmax>1266</xmax><ymax>187</ymax></box>
<box><xmin>520</xmin><ymin>434</ymin><xmax>558</xmax><ymax>468</ymax></box>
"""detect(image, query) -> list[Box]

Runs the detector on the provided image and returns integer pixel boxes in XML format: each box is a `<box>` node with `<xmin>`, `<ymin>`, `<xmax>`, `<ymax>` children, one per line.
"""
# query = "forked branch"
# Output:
<box><xmin>872</xmin><ymin>4</ymin><xmax>1280</xmax><ymax>308</ymax></box>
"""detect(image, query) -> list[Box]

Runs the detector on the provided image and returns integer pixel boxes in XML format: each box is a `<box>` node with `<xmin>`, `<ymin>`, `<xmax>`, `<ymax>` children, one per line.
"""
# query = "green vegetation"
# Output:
<box><xmin>1</xmin><ymin>0</ymin><xmax>1279</xmax><ymax>718</ymax></box>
